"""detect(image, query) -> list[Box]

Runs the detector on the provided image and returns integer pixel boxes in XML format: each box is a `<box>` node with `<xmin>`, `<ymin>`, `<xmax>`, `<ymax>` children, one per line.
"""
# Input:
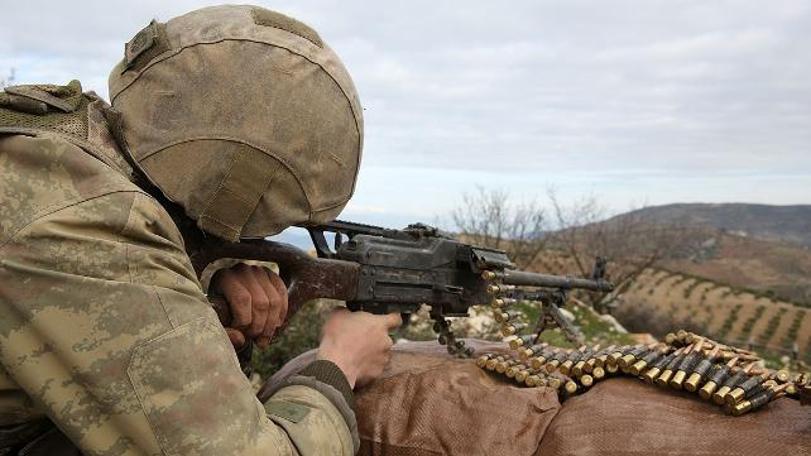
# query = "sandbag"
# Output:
<box><xmin>262</xmin><ymin>339</ymin><xmax>561</xmax><ymax>455</ymax></box>
<box><xmin>536</xmin><ymin>377</ymin><xmax>811</xmax><ymax>456</ymax></box>
<box><xmin>263</xmin><ymin>340</ymin><xmax>811</xmax><ymax>455</ymax></box>
<box><xmin>354</xmin><ymin>340</ymin><xmax>560</xmax><ymax>455</ymax></box>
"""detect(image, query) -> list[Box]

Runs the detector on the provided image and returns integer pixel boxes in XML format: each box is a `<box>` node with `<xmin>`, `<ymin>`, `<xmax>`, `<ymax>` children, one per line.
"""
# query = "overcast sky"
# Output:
<box><xmin>2</xmin><ymin>0</ymin><xmax>810</xmax><ymax>228</ymax></box>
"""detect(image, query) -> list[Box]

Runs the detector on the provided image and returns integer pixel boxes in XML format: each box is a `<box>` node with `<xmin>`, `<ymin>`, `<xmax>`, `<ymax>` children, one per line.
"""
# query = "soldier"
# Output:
<box><xmin>0</xmin><ymin>5</ymin><xmax>398</xmax><ymax>455</ymax></box>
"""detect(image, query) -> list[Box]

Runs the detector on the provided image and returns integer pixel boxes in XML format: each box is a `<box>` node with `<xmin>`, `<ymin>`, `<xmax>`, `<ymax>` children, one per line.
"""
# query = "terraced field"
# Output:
<box><xmin>618</xmin><ymin>268</ymin><xmax>810</xmax><ymax>360</ymax></box>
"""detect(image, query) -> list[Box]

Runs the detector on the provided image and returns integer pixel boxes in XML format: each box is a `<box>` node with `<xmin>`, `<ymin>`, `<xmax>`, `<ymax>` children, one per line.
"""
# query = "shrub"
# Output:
<box><xmin>739</xmin><ymin>305</ymin><xmax>766</xmax><ymax>339</ymax></box>
<box><xmin>614</xmin><ymin>302</ymin><xmax>707</xmax><ymax>339</ymax></box>
<box><xmin>717</xmin><ymin>304</ymin><xmax>742</xmax><ymax>340</ymax></box>
<box><xmin>782</xmin><ymin>309</ymin><xmax>806</xmax><ymax>350</ymax></box>
<box><xmin>758</xmin><ymin>308</ymin><xmax>786</xmax><ymax>345</ymax></box>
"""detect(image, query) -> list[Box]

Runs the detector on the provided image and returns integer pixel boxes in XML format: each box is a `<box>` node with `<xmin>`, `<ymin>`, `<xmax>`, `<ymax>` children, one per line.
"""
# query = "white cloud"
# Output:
<box><xmin>1</xmin><ymin>0</ymin><xmax>810</xmax><ymax>226</ymax></box>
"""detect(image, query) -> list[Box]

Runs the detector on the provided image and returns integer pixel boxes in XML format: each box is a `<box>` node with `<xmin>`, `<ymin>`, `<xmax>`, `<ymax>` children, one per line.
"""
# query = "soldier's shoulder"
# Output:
<box><xmin>1</xmin><ymin>80</ymin><xmax>98</xmax><ymax>149</ymax></box>
<box><xmin>0</xmin><ymin>132</ymin><xmax>145</xmax><ymax>246</ymax></box>
<box><xmin>0</xmin><ymin>80</ymin><xmax>133</xmax><ymax>177</ymax></box>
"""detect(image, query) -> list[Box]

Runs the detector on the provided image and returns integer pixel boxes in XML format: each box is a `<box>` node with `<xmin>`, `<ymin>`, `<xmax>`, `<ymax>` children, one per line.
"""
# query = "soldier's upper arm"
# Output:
<box><xmin>0</xmin><ymin>134</ymin><xmax>355</xmax><ymax>455</ymax></box>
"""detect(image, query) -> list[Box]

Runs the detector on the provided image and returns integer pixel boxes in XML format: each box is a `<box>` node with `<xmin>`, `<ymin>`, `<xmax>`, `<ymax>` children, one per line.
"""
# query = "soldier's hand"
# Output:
<box><xmin>210</xmin><ymin>264</ymin><xmax>288</xmax><ymax>349</ymax></box>
<box><xmin>317</xmin><ymin>308</ymin><xmax>402</xmax><ymax>388</ymax></box>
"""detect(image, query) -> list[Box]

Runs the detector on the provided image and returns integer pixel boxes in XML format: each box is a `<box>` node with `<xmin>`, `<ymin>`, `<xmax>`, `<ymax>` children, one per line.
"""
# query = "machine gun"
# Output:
<box><xmin>188</xmin><ymin>220</ymin><xmax>614</xmax><ymax>356</ymax></box>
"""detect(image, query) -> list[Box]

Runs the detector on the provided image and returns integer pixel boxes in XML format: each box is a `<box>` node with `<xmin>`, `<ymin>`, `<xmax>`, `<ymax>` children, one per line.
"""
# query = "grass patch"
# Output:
<box><xmin>515</xmin><ymin>300</ymin><xmax>634</xmax><ymax>349</ymax></box>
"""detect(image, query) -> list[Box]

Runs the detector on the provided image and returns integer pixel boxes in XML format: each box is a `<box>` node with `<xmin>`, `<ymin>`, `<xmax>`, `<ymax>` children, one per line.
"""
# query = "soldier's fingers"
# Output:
<box><xmin>265</xmin><ymin>270</ymin><xmax>289</xmax><ymax>323</ymax></box>
<box><xmin>382</xmin><ymin>312</ymin><xmax>403</xmax><ymax>330</ymax></box>
<box><xmin>252</xmin><ymin>266</ymin><xmax>282</xmax><ymax>331</ymax></box>
<box><xmin>238</xmin><ymin>267</ymin><xmax>270</xmax><ymax>338</ymax></box>
<box><xmin>215</xmin><ymin>270</ymin><xmax>253</xmax><ymax>327</ymax></box>
<box><xmin>225</xmin><ymin>327</ymin><xmax>246</xmax><ymax>349</ymax></box>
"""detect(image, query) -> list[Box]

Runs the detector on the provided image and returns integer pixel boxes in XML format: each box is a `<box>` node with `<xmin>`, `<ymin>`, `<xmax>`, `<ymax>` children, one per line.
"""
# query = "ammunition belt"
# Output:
<box><xmin>473</xmin><ymin>269</ymin><xmax>808</xmax><ymax>416</ymax></box>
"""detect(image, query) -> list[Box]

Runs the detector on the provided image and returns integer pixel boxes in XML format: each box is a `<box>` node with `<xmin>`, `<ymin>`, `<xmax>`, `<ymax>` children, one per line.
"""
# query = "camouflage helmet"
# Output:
<box><xmin>109</xmin><ymin>5</ymin><xmax>363</xmax><ymax>241</ymax></box>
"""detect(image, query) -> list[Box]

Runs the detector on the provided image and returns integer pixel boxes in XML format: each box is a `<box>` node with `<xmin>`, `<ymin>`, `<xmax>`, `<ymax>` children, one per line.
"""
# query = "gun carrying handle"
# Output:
<box><xmin>189</xmin><ymin>239</ymin><xmax>361</xmax><ymax>328</ymax></box>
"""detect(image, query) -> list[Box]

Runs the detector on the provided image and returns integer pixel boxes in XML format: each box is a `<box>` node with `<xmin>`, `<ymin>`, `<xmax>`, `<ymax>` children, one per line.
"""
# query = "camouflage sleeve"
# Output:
<box><xmin>0</xmin><ymin>134</ymin><xmax>357</xmax><ymax>455</ymax></box>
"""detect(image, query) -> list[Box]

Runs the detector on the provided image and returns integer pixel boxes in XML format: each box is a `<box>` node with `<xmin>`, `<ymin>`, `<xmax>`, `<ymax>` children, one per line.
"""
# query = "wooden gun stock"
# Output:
<box><xmin>188</xmin><ymin>239</ymin><xmax>360</xmax><ymax>327</ymax></box>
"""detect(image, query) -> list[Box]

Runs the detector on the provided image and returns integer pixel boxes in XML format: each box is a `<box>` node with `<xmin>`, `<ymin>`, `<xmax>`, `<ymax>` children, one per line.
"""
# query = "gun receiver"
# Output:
<box><xmin>188</xmin><ymin>220</ymin><xmax>614</xmax><ymax>354</ymax></box>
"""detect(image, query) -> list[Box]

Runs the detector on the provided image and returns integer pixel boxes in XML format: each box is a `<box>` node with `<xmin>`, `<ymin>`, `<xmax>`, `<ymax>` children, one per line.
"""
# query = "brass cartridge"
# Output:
<box><xmin>501</xmin><ymin>322</ymin><xmax>527</xmax><ymax>337</ymax></box>
<box><xmin>572</xmin><ymin>360</ymin><xmax>588</xmax><ymax>377</ymax></box>
<box><xmin>774</xmin><ymin>369</ymin><xmax>790</xmax><ymax>383</ymax></box>
<box><xmin>655</xmin><ymin>348</ymin><xmax>686</xmax><ymax>387</ymax></box>
<box><xmin>505</xmin><ymin>363</ymin><xmax>527</xmax><ymax>378</ymax></box>
<box><xmin>485</xmin><ymin>355</ymin><xmax>505</xmax><ymax>371</ymax></box>
<box><xmin>520</xmin><ymin>343</ymin><xmax>549</xmax><ymax>362</ymax></box>
<box><xmin>492</xmin><ymin>297</ymin><xmax>517</xmax><ymax>308</ymax></box>
<box><xmin>493</xmin><ymin>309</ymin><xmax>508</xmax><ymax>323</ymax></box>
<box><xmin>496</xmin><ymin>358</ymin><xmax>518</xmax><ymax>374</ymax></box>
<box><xmin>607</xmin><ymin>345</ymin><xmax>633</xmax><ymax>365</ymax></box>
<box><xmin>685</xmin><ymin>346</ymin><xmax>721</xmax><ymax>392</ymax></box>
<box><xmin>544</xmin><ymin>348</ymin><xmax>570</xmax><ymax>373</ymax></box>
<box><xmin>619</xmin><ymin>344</ymin><xmax>651</xmax><ymax>370</ymax></box>
<box><xmin>572</xmin><ymin>345</ymin><xmax>599</xmax><ymax>377</ymax></box>
<box><xmin>712</xmin><ymin>362</ymin><xmax>755</xmax><ymax>405</ymax></box>
<box><xmin>515</xmin><ymin>368</ymin><xmax>531</xmax><ymax>383</ymax></box>
<box><xmin>525</xmin><ymin>374</ymin><xmax>542</xmax><ymax>387</ymax></box>
<box><xmin>560</xmin><ymin>346</ymin><xmax>587</xmax><ymax>376</ymax></box>
<box><xmin>508</xmin><ymin>334</ymin><xmax>537</xmax><ymax>350</ymax></box>
<box><xmin>670</xmin><ymin>341</ymin><xmax>704</xmax><ymax>390</ymax></box>
<box><xmin>530</xmin><ymin>346</ymin><xmax>561</xmax><ymax>370</ymax></box>
<box><xmin>545</xmin><ymin>358</ymin><xmax>562</xmax><ymax>373</ymax></box>
<box><xmin>729</xmin><ymin>383</ymin><xmax>788</xmax><ymax>416</ymax></box>
<box><xmin>642</xmin><ymin>349</ymin><xmax>681</xmax><ymax>384</ymax></box>
<box><xmin>726</xmin><ymin>371</ymin><xmax>770</xmax><ymax>406</ymax></box>
<box><xmin>586</xmin><ymin>345</ymin><xmax>614</xmax><ymax>372</ymax></box>
<box><xmin>631</xmin><ymin>344</ymin><xmax>670</xmax><ymax>376</ymax></box>
<box><xmin>476</xmin><ymin>354</ymin><xmax>494</xmax><ymax>368</ymax></box>
<box><xmin>530</xmin><ymin>355</ymin><xmax>547</xmax><ymax>370</ymax></box>
<box><xmin>487</xmin><ymin>284</ymin><xmax>516</xmax><ymax>295</ymax></box>
<box><xmin>699</xmin><ymin>357</ymin><xmax>738</xmax><ymax>400</ymax></box>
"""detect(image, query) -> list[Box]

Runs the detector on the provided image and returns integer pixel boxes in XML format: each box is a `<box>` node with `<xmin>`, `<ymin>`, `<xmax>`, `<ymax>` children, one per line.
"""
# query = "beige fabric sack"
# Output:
<box><xmin>264</xmin><ymin>340</ymin><xmax>561</xmax><ymax>455</ymax></box>
<box><xmin>266</xmin><ymin>339</ymin><xmax>811</xmax><ymax>455</ymax></box>
<box><xmin>537</xmin><ymin>377</ymin><xmax>811</xmax><ymax>456</ymax></box>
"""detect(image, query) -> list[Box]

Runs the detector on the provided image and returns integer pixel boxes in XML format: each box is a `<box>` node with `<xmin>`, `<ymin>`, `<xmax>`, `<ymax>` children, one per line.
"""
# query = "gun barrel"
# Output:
<box><xmin>500</xmin><ymin>269</ymin><xmax>614</xmax><ymax>292</ymax></box>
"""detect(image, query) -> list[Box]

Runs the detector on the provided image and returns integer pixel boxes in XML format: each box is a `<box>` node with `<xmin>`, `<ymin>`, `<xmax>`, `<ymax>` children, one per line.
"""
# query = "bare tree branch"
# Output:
<box><xmin>452</xmin><ymin>187</ymin><xmax>549</xmax><ymax>268</ymax></box>
<box><xmin>544</xmin><ymin>191</ymin><xmax>692</xmax><ymax>312</ymax></box>
<box><xmin>454</xmin><ymin>186</ymin><xmax>693</xmax><ymax>314</ymax></box>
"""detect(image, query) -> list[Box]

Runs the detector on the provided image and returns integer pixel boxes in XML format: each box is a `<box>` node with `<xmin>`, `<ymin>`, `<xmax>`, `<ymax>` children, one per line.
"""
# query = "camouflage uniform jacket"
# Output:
<box><xmin>0</xmin><ymin>82</ymin><xmax>358</xmax><ymax>455</ymax></box>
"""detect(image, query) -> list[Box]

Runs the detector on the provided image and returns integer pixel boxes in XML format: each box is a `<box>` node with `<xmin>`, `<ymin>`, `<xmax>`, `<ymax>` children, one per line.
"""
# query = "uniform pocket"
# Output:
<box><xmin>127</xmin><ymin>317</ymin><xmax>263</xmax><ymax>455</ymax></box>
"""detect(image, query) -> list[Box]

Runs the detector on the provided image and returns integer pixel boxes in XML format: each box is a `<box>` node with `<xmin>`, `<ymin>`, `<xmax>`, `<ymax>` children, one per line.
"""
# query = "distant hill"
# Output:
<box><xmin>603</xmin><ymin>203</ymin><xmax>811</xmax><ymax>307</ymax></box>
<box><xmin>659</xmin><ymin>231</ymin><xmax>811</xmax><ymax>306</ymax></box>
<box><xmin>616</xmin><ymin>268</ymin><xmax>811</xmax><ymax>362</ymax></box>
<box><xmin>615</xmin><ymin>203</ymin><xmax>811</xmax><ymax>248</ymax></box>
